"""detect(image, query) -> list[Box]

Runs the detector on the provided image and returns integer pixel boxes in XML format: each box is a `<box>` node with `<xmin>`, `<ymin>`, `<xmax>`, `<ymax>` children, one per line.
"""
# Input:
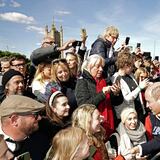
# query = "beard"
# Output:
<box><xmin>20</xmin><ymin>119</ymin><xmax>39</xmax><ymax>136</ymax></box>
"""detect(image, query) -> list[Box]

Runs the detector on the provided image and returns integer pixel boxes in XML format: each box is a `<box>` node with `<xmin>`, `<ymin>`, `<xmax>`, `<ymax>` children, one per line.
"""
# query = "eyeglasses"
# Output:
<box><xmin>52</xmin><ymin>58</ymin><xmax>67</xmax><ymax>65</ymax></box>
<box><xmin>11</xmin><ymin>63</ymin><xmax>26</xmax><ymax>68</ymax></box>
<box><xmin>110</xmin><ymin>35</ymin><xmax>119</xmax><ymax>41</ymax></box>
<box><xmin>45</xmin><ymin>41</ymin><xmax>54</xmax><ymax>45</ymax></box>
<box><xmin>17</xmin><ymin>111</ymin><xmax>43</xmax><ymax>120</ymax></box>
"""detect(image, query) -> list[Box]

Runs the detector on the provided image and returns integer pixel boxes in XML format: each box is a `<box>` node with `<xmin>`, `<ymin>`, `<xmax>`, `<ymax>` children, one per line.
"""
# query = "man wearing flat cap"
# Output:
<box><xmin>0</xmin><ymin>95</ymin><xmax>45</xmax><ymax>159</ymax></box>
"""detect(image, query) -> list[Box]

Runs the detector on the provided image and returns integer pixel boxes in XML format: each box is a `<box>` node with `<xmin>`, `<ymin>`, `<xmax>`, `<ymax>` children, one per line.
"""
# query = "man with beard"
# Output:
<box><xmin>0</xmin><ymin>95</ymin><xmax>45</xmax><ymax>159</ymax></box>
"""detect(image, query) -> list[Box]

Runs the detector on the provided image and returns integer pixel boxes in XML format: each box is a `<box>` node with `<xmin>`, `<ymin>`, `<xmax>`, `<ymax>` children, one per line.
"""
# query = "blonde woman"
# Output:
<box><xmin>134</xmin><ymin>67</ymin><xmax>149</xmax><ymax>83</ymax></box>
<box><xmin>65</xmin><ymin>52</ymin><xmax>82</xmax><ymax>78</ymax></box>
<box><xmin>32</xmin><ymin>60</ymin><xmax>51</xmax><ymax>102</ymax></box>
<box><xmin>45</xmin><ymin>58</ymin><xmax>77</xmax><ymax>115</ymax></box>
<box><xmin>72</xmin><ymin>104</ymin><xmax>109</xmax><ymax>160</ymax></box>
<box><xmin>46</xmin><ymin>127</ymin><xmax>90</xmax><ymax>160</ymax></box>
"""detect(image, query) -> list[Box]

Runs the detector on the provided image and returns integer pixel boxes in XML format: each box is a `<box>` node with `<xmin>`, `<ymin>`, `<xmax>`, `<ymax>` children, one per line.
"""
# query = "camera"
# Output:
<box><xmin>125</xmin><ymin>37</ymin><xmax>130</xmax><ymax>45</ymax></box>
<box><xmin>72</xmin><ymin>41</ymin><xmax>82</xmax><ymax>48</ymax></box>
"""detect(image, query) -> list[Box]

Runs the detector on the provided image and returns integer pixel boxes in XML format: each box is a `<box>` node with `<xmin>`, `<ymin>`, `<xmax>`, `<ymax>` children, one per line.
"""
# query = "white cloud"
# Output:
<box><xmin>26</xmin><ymin>25</ymin><xmax>44</xmax><ymax>35</ymax></box>
<box><xmin>10</xmin><ymin>0</ymin><xmax>21</xmax><ymax>7</ymax></box>
<box><xmin>54</xmin><ymin>10</ymin><xmax>71</xmax><ymax>16</ymax></box>
<box><xmin>0</xmin><ymin>0</ymin><xmax>5</xmax><ymax>7</ymax></box>
<box><xmin>0</xmin><ymin>12</ymin><xmax>35</xmax><ymax>24</ymax></box>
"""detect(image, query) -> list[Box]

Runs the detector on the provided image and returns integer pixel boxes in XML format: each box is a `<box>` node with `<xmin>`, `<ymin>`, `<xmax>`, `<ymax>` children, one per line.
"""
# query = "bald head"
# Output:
<box><xmin>145</xmin><ymin>82</ymin><xmax>160</xmax><ymax>101</ymax></box>
<box><xmin>42</xmin><ymin>37</ymin><xmax>55</xmax><ymax>47</ymax></box>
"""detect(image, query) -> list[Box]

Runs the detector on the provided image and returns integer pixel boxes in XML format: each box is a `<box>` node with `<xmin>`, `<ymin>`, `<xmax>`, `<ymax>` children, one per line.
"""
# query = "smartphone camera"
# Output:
<box><xmin>125</xmin><ymin>37</ymin><xmax>130</xmax><ymax>45</ymax></box>
<box><xmin>72</xmin><ymin>41</ymin><xmax>82</xmax><ymax>48</ymax></box>
<box><xmin>136</xmin><ymin>43</ymin><xmax>141</xmax><ymax>48</ymax></box>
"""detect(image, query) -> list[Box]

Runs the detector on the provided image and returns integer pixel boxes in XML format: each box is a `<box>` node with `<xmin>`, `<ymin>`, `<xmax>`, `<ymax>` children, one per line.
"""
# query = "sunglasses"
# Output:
<box><xmin>17</xmin><ymin>111</ymin><xmax>43</xmax><ymax>120</ymax></box>
<box><xmin>52</xmin><ymin>58</ymin><xmax>67</xmax><ymax>65</ymax></box>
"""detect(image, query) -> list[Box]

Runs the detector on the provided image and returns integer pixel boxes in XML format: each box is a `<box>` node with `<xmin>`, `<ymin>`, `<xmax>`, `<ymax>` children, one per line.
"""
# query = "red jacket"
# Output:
<box><xmin>95</xmin><ymin>79</ymin><xmax>114</xmax><ymax>139</ymax></box>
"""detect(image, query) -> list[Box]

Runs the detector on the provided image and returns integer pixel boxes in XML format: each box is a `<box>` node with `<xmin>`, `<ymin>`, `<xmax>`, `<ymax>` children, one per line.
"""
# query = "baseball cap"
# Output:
<box><xmin>0</xmin><ymin>95</ymin><xmax>45</xmax><ymax>117</ymax></box>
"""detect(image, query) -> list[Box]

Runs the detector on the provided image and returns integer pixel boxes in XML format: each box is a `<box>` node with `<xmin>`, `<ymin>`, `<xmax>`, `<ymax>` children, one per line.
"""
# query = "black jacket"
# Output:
<box><xmin>90</xmin><ymin>38</ymin><xmax>117</xmax><ymax>78</ymax></box>
<box><xmin>30</xmin><ymin>45</ymin><xmax>60</xmax><ymax>66</ymax></box>
<box><xmin>75</xmin><ymin>70</ymin><xmax>106</xmax><ymax>106</ymax></box>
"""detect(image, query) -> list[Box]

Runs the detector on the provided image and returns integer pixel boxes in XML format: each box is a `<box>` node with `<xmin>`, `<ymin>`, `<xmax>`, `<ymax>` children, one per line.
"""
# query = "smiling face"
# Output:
<box><xmin>52</xmin><ymin>96</ymin><xmax>70</xmax><ymax>118</ymax></box>
<box><xmin>56</xmin><ymin>65</ymin><xmax>70</xmax><ymax>82</ymax></box>
<box><xmin>124</xmin><ymin>112</ymin><xmax>138</xmax><ymax>130</ymax></box>
<box><xmin>90</xmin><ymin>109</ymin><xmax>101</xmax><ymax>133</ymax></box>
<box><xmin>6</xmin><ymin>75</ymin><xmax>24</xmax><ymax>95</ymax></box>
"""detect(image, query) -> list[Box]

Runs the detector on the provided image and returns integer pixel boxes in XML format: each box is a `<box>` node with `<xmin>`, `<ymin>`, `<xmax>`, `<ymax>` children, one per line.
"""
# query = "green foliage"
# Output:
<box><xmin>0</xmin><ymin>50</ymin><xmax>30</xmax><ymax>63</ymax></box>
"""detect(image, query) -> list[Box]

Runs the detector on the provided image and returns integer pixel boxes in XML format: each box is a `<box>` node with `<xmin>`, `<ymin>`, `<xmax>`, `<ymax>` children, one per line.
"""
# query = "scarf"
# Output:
<box><xmin>117</xmin><ymin>122</ymin><xmax>146</xmax><ymax>160</ymax></box>
<box><xmin>126</xmin><ymin>122</ymin><xmax>146</xmax><ymax>146</ymax></box>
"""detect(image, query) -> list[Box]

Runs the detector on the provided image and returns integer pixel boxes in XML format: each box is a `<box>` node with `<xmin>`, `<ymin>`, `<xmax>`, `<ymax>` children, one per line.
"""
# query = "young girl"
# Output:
<box><xmin>46</xmin><ymin>127</ymin><xmax>90</xmax><ymax>160</ymax></box>
<box><xmin>72</xmin><ymin>104</ymin><xmax>109</xmax><ymax>160</ymax></box>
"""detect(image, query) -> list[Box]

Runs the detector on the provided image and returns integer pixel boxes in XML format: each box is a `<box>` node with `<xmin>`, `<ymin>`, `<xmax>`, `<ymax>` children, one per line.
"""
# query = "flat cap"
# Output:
<box><xmin>0</xmin><ymin>95</ymin><xmax>45</xmax><ymax>117</ymax></box>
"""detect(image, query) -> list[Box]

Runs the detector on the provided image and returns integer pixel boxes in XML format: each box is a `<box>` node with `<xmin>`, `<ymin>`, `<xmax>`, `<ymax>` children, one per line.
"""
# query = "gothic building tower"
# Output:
<box><xmin>44</xmin><ymin>18</ymin><xmax>63</xmax><ymax>47</ymax></box>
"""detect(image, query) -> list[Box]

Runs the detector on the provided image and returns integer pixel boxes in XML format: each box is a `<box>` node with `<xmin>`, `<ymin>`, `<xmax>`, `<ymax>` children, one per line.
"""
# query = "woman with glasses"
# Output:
<box><xmin>46</xmin><ymin>127</ymin><xmax>90</xmax><ymax>160</ymax></box>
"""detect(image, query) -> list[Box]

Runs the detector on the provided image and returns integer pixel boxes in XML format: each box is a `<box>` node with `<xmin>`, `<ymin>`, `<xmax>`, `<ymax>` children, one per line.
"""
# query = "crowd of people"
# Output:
<box><xmin>0</xmin><ymin>25</ymin><xmax>160</xmax><ymax>160</ymax></box>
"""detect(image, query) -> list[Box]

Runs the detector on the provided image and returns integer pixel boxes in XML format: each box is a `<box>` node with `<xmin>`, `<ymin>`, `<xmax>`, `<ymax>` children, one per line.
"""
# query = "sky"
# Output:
<box><xmin>0</xmin><ymin>0</ymin><xmax>160</xmax><ymax>59</ymax></box>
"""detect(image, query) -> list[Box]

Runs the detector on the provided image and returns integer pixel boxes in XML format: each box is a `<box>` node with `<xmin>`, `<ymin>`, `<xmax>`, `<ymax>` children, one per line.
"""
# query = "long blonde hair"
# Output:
<box><xmin>33</xmin><ymin>61</ymin><xmax>51</xmax><ymax>84</ymax></box>
<box><xmin>51</xmin><ymin>58</ymin><xmax>71</xmax><ymax>82</ymax></box>
<box><xmin>51</xmin><ymin>127</ymin><xmax>87</xmax><ymax>160</ymax></box>
<box><xmin>72</xmin><ymin>104</ymin><xmax>109</xmax><ymax>160</ymax></box>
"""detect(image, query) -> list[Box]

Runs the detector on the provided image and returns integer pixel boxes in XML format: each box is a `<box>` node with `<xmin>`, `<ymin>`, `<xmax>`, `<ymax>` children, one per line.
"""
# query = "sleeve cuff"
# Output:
<box><xmin>137</xmin><ymin>145</ymin><xmax>143</xmax><ymax>157</ymax></box>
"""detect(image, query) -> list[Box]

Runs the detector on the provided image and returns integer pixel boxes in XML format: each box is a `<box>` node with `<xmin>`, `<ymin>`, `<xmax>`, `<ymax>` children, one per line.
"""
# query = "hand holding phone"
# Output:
<box><xmin>72</xmin><ymin>41</ymin><xmax>82</xmax><ymax>48</ymax></box>
<box><xmin>125</xmin><ymin>37</ymin><xmax>130</xmax><ymax>45</ymax></box>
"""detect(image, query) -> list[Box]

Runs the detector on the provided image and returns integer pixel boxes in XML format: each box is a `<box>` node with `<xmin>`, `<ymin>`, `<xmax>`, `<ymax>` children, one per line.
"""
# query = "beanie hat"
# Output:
<box><xmin>120</xmin><ymin>107</ymin><xmax>137</xmax><ymax>123</ymax></box>
<box><xmin>2</xmin><ymin>69</ymin><xmax>23</xmax><ymax>87</ymax></box>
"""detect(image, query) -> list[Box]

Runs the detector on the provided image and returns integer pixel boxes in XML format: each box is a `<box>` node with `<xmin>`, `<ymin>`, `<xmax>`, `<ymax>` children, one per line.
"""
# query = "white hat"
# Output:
<box><xmin>120</xmin><ymin>107</ymin><xmax>137</xmax><ymax>123</ymax></box>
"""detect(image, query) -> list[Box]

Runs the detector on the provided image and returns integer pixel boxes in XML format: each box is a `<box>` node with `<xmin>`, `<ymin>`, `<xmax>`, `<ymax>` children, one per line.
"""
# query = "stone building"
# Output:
<box><xmin>44</xmin><ymin>18</ymin><xmax>63</xmax><ymax>47</ymax></box>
